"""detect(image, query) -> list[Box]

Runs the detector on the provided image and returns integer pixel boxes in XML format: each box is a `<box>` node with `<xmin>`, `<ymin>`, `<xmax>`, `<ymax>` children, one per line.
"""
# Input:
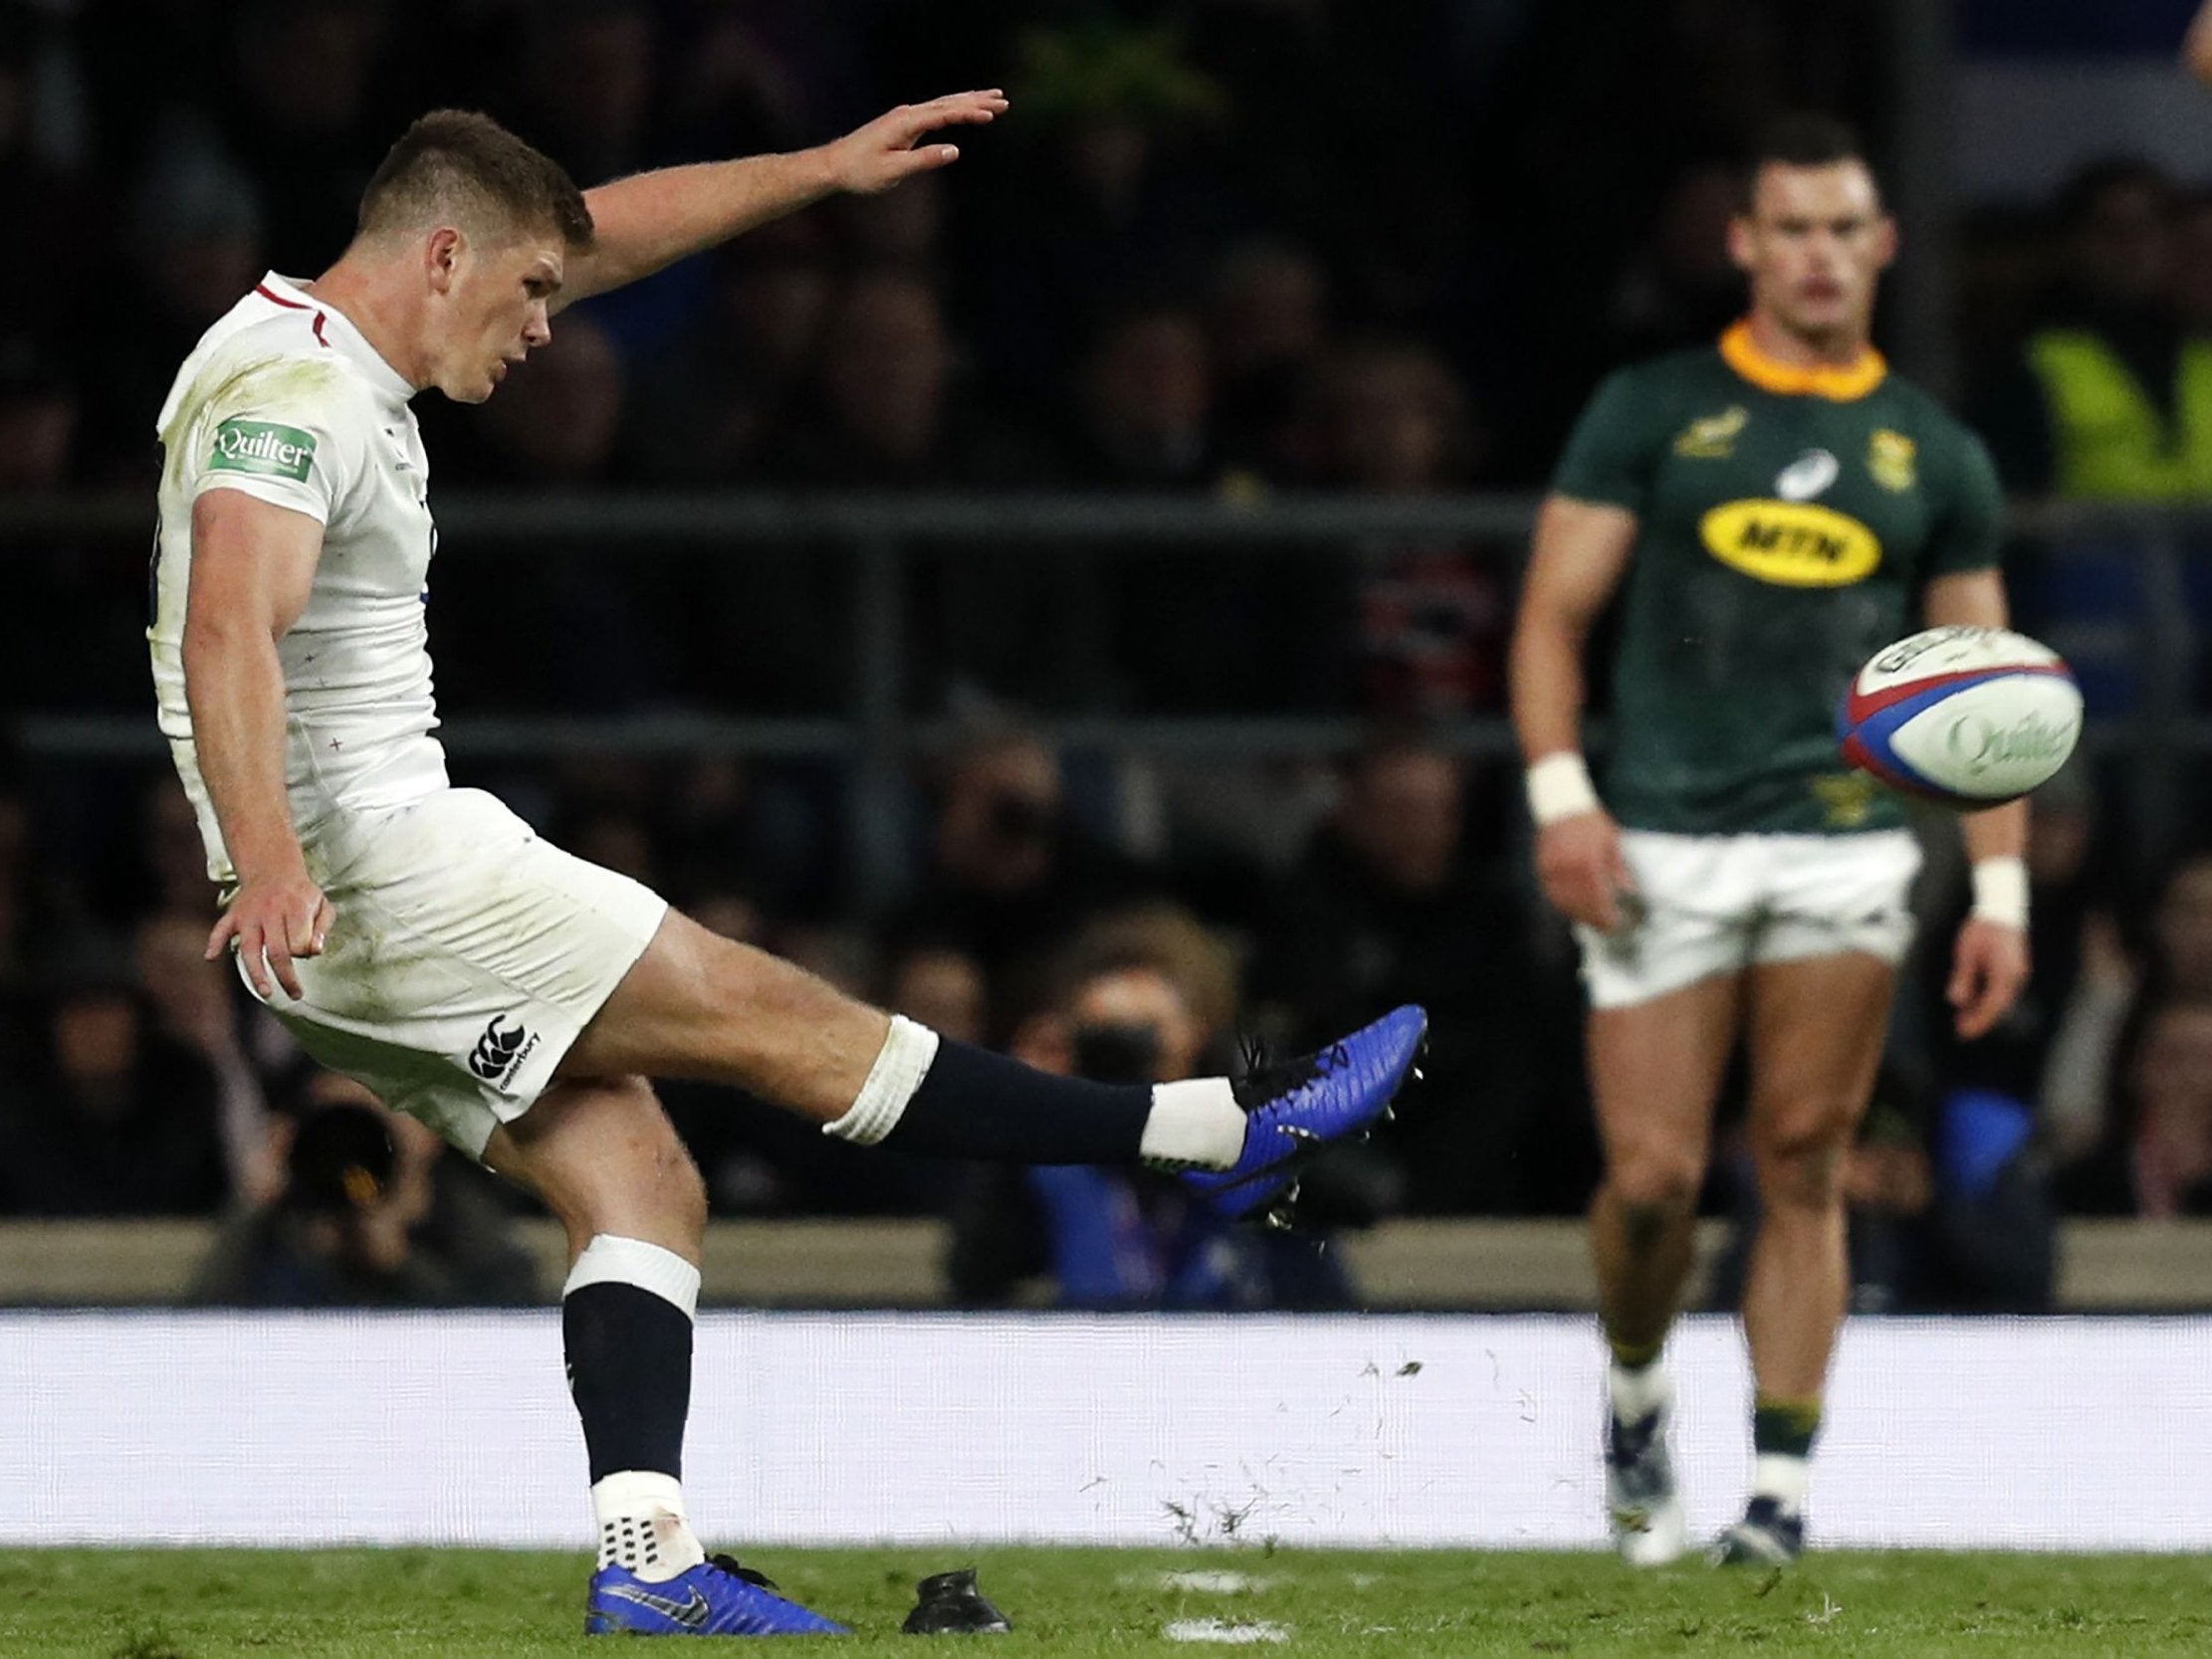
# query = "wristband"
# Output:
<box><xmin>1526</xmin><ymin>752</ymin><xmax>1601</xmax><ymax>827</ymax></box>
<box><xmin>1970</xmin><ymin>856</ymin><xmax>2030</xmax><ymax>930</ymax></box>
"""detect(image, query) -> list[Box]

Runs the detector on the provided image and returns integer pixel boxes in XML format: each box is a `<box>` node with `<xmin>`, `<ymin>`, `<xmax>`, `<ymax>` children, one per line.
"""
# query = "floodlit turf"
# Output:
<box><xmin>1</xmin><ymin>1547</ymin><xmax>2207</xmax><ymax>1658</ymax></box>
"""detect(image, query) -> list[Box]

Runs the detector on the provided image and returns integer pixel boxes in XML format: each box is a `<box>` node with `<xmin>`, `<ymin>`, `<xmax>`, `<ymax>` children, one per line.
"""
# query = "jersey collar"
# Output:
<box><xmin>260</xmin><ymin>271</ymin><xmax>418</xmax><ymax>402</ymax></box>
<box><xmin>1719</xmin><ymin>317</ymin><xmax>1886</xmax><ymax>401</ymax></box>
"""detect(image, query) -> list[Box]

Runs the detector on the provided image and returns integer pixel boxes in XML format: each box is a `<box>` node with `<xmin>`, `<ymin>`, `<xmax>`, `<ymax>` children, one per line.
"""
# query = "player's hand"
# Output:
<box><xmin>1948</xmin><ymin>916</ymin><xmax>2030</xmax><ymax>1041</ymax></box>
<box><xmin>1535</xmin><ymin>809</ymin><xmax>1635</xmax><ymax>933</ymax></box>
<box><xmin>208</xmin><ymin>871</ymin><xmax>333</xmax><ymax>1001</ymax></box>
<box><xmin>824</xmin><ymin>90</ymin><xmax>1008</xmax><ymax>195</ymax></box>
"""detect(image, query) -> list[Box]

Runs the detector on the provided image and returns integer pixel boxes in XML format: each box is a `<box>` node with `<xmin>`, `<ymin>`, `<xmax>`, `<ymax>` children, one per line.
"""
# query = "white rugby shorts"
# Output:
<box><xmin>239</xmin><ymin>788</ymin><xmax>668</xmax><ymax>1155</ymax></box>
<box><xmin>1574</xmin><ymin>829</ymin><xmax>1922</xmax><ymax>1010</ymax></box>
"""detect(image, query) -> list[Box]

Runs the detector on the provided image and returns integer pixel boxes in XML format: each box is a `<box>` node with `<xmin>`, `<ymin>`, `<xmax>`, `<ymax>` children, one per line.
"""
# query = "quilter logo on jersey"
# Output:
<box><xmin>468</xmin><ymin>1015</ymin><xmax>539</xmax><ymax>1086</ymax></box>
<box><xmin>208</xmin><ymin>418</ymin><xmax>318</xmax><ymax>483</ymax></box>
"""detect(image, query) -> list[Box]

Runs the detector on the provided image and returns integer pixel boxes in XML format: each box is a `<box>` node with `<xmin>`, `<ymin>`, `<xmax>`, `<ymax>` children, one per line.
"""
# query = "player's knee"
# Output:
<box><xmin>1606</xmin><ymin>1146</ymin><xmax>1704</xmax><ymax>1219</ymax></box>
<box><xmin>657</xmin><ymin>1134</ymin><xmax>709</xmax><ymax>1240</ymax></box>
<box><xmin>622</xmin><ymin>1082</ymin><xmax>706</xmax><ymax>1239</ymax></box>
<box><xmin>1754</xmin><ymin>1114</ymin><xmax>1851</xmax><ymax>1210</ymax></box>
<box><xmin>542</xmin><ymin>1077</ymin><xmax>708</xmax><ymax>1247</ymax></box>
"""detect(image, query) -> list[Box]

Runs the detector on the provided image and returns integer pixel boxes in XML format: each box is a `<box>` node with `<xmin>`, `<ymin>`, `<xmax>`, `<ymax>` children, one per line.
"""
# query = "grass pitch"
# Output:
<box><xmin>1</xmin><ymin>1547</ymin><xmax>2206</xmax><ymax>1658</ymax></box>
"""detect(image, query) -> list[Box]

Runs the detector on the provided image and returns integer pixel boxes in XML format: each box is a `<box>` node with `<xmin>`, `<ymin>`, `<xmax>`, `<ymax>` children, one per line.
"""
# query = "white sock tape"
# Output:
<box><xmin>1605</xmin><ymin>1356</ymin><xmax>1672</xmax><ymax>1422</ymax></box>
<box><xmin>1526</xmin><ymin>751</ymin><xmax>1601</xmax><ymax>827</ymax></box>
<box><xmin>1139</xmin><ymin>1076</ymin><xmax>1244</xmax><ymax>1170</ymax></box>
<box><xmin>823</xmin><ymin>1013</ymin><xmax>940</xmax><ymax>1145</ymax></box>
<box><xmin>592</xmin><ymin>1470</ymin><xmax>706</xmax><ymax>1580</ymax></box>
<box><xmin>1970</xmin><ymin>856</ymin><xmax>2030</xmax><ymax>930</ymax></box>
<box><xmin>1752</xmin><ymin>1452</ymin><xmax>1810</xmax><ymax>1515</ymax></box>
<box><xmin>561</xmin><ymin>1234</ymin><xmax>702</xmax><ymax>1321</ymax></box>
<box><xmin>592</xmin><ymin>1469</ymin><xmax>688</xmax><ymax>1522</ymax></box>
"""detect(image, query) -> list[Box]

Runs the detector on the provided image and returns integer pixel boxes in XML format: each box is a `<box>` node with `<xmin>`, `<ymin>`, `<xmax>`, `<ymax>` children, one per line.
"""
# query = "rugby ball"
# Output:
<box><xmin>1838</xmin><ymin>625</ymin><xmax>2083</xmax><ymax>807</ymax></box>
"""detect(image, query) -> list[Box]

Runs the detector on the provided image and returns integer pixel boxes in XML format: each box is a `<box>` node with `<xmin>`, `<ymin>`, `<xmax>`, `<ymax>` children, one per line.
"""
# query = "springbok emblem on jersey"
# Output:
<box><xmin>1870</xmin><ymin>429</ymin><xmax>1916</xmax><ymax>493</ymax></box>
<box><xmin>1673</xmin><ymin>405</ymin><xmax>1748</xmax><ymax>459</ymax></box>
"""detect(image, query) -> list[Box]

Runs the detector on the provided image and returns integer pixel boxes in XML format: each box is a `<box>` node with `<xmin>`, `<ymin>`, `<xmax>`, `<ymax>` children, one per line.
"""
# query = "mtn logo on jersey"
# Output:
<box><xmin>1672</xmin><ymin>405</ymin><xmax>1748</xmax><ymax>458</ymax></box>
<box><xmin>468</xmin><ymin>1014</ymin><xmax>538</xmax><ymax>1085</ymax></box>
<box><xmin>1775</xmin><ymin>448</ymin><xmax>1840</xmax><ymax>501</ymax></box>
<box><xmin>209</xmin><ymin>418</ymin><xmax>317</xmax><ymax>483</ymax></box>
<box><xmin>1699</xmin><ymin>500</ymin><xmax>1881</xmax><ymax>587</ymax></box>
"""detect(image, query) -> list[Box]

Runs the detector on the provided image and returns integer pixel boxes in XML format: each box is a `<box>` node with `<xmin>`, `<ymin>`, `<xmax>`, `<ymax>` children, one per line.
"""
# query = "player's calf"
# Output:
<box><xmin>577</xmin><ymin>913</ymin><xmax>1426</xmax><ymax>1202</ymax></box>
<box><xmin>823</xmin><ymin>1005</ymin><xmax>1429</xmax><ymax>1221</ymax></box>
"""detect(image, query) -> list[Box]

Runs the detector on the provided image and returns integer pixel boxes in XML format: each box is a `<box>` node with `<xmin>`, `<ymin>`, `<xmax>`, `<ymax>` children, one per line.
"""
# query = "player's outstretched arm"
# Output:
<box><xmin>559</xmin><ymin>89</ymin><xmax>1008</xmax><ymax>307</ymax></box>
<box><xmin>1510</xmin><ymin>496</ymin><xmax>1639</xmax><ymax>933</ymax></box>
<box><xmin>1924</xmin><ymin>568</ymin><xmax>2032</xmax><ymax>1039</ymax></box>
<box><xmin>184</xmin><ymin>489</ymin><xmax>333</xmax><ymax>1000</ymax></box>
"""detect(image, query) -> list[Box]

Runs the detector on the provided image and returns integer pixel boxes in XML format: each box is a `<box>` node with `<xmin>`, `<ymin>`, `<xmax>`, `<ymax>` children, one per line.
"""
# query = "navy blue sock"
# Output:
<box><xmin>563</xmin><ymin>1282</ymin><xmax>691</xmax><ymax>1483</ymax></box>
<box><xmin>877</xmin><ymin>1037</ymin><xmax>1154</xmax><ymax>1163</ymax></box>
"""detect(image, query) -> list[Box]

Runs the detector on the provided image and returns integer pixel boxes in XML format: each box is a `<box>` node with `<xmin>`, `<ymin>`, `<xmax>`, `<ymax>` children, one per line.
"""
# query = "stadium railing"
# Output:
<box><xmin>13</xmin><ymin>492</ymin><xmax>2206</xmax><ymax>886</ymax></box>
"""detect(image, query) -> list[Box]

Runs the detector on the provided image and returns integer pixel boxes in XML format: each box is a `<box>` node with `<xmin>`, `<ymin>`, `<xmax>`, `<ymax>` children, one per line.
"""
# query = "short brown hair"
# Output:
<box><xmin>1743</xmin><ymin>113</ymin><xmax>1879</xmax><ymax>201</ymax></box>
<box><xmin>357</xmin><ymin>109</ymin><xmax>593</xmax><ymax>251</ymax></box>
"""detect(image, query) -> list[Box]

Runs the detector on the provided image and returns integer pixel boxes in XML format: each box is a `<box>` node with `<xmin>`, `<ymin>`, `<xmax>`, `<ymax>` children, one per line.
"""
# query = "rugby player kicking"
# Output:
<box><xmin>1509</xmin><ymin>115</ymin><xmax>2028</xmax><ymax>1565</ymax></box>
<box><xmin>150</xmin><ymin>104</ymin><xmax>1425</xmax><ymax>1636</ymax></box>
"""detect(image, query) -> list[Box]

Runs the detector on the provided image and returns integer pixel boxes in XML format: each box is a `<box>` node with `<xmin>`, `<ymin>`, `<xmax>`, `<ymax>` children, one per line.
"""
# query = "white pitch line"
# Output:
<box><xmin>1159</xmin><ymin>1571</ymin><xmax>1273</xmax><ymax>1593</ymax></box>
<box><xmin>1163</xmin><ymin>1619</ymin><xmax>1290</xmax><ymax>1644</ymax></box>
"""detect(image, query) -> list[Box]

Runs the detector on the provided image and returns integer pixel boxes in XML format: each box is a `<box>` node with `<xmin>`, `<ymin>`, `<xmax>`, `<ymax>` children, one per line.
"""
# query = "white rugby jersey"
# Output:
<box><xmin>150</xmin><ymin>272</ymin><xmax>447</xmax><ymax>883</ymax></box>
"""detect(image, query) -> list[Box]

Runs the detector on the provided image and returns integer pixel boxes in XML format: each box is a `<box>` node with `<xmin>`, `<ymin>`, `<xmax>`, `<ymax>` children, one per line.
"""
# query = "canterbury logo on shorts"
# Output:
<box><xmin>468</xmin><ymin>1014</ymin><xmax>538</xmax><ymax>1085</ymax></box>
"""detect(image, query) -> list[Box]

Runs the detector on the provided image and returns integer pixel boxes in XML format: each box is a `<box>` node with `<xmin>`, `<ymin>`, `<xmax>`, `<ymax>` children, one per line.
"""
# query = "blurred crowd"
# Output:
<box><xmin>7</xmin><ymin>1</ymin><xmax>2212</xmax><ymax>1310</ymax></box>
<box><xmin>0</xmin><ymin>0</ymin><xmax>1913</xmax><ymax>497</ymax></box>
<box><xmin>4</xmin><ymin>721</ymin><xmax>2209</xmax><ymax>1318</ymax></box>
<box><xmin>0</xmin><ymin>728</ymin><xmax>1576</xmax><ymax>1298</ymax></box>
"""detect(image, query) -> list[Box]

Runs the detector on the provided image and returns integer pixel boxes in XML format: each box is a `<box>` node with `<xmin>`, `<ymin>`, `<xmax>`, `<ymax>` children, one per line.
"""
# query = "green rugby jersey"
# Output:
<box><xmin>1551</xmin><ymin>320</ymin><xmax>2004</xmax><ymax>836</ymax></box>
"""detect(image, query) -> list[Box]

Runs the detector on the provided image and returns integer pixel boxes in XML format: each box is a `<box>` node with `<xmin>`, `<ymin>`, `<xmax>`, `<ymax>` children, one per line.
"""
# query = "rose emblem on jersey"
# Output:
<box><xmin>1869</xmin><ymin>428</ymin><xmax>1916</xmax><ymax>492</ymax></box>
<box><xmin>1774</xmin><ymin>448</ymin><xmax>1840</xmax><ymax>502</ymax></box>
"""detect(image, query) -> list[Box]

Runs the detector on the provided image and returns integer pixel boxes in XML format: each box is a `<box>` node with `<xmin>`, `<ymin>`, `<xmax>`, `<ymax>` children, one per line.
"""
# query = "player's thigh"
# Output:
<box><xmin>1575</xmin><ymin>831</ymin><xmax>1757</xmax><ymax>1012</ymax></box>
<box><xmin>558</xmin><ymin>908</ymin><xmax>888</xmax><ymax>1119</ymax></box>
<box><xmin>260</xmin><ymin>788</ymin><xmax>672</xmax><ymax>1150</ymax></box>
<box><xmin>483</xmin><ymin>1074</ymin><xmax>705</xmax><ymax>1261</ymax></box>
<box><xmin>1743</xmin><ymin>950</ymin><xmax>1897</xmax><ymax>1193</ymax></box>
<box><xmin>1588</xmin><ymin>971</ymin><xmax>1742</xmax><ymax>1206</ymax></box>
<box><xmin>1756</xmin><ymin>830</ymin><xmax>1921</xmax><ymax>972</ymax></box>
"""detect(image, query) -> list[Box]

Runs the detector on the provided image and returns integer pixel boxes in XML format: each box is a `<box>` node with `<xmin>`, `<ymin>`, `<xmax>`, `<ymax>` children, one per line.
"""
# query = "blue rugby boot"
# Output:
<box><xmin>585</xmin><ymin>1554</ymin><xmax>848</xmax><ymax>1636</ymax></box>
<box><xmin>1181</xmin><ymin>1004</ymin><xmax>1427</xmax><ymax>1221</ymax></box>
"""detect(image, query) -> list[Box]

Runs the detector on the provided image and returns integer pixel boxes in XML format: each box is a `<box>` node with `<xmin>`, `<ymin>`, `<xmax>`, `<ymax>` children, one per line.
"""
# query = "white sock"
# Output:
<box><xmin>1752</xmin><ymin>1453</ymin><xmax>1810</xmax><ymax>1517</ymax></box>
<box><xmin>593</xmin><ymin>1470</ymin><xmax>708</xmax><ymax>1582</ymax></box>
<box><xmin>822</xmin><ymin>1014</ymin><xmax>939</xmax><ymax>1145</ymax></box>
<box><xmin>1607</xmin><ymin>1355</ymin><xmax>1672</xmax><ymax>1423</ymax></box>
<box><xmin>1139</xmin><ymin>1077</ymin><xmax>1246</xmax><ymax>1170</ymax></box>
